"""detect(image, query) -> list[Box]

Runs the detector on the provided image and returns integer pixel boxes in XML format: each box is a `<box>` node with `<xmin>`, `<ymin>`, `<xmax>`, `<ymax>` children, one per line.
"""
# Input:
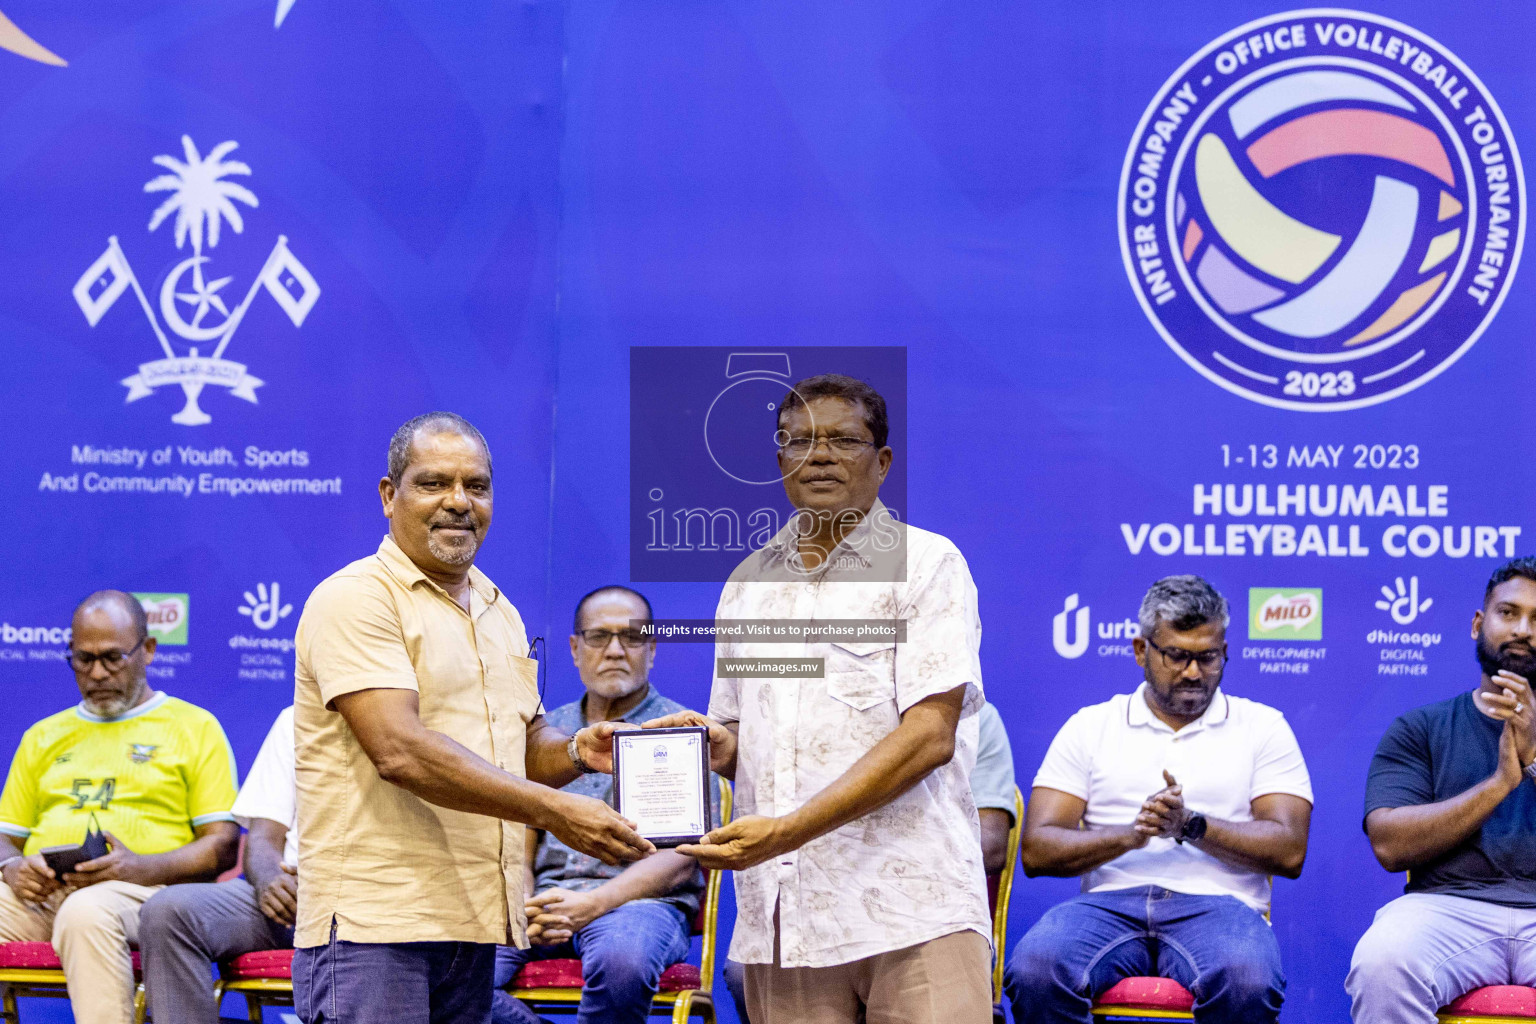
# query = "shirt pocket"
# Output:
<box><xmin>507</xmin><ymin>655</ymin><xmax>541</xmax><ymax>721</ymax></box>
<box><xmin>825</xmin><ymin>641</ymin><xmax>897</xmax><ymax>711</ymax></box>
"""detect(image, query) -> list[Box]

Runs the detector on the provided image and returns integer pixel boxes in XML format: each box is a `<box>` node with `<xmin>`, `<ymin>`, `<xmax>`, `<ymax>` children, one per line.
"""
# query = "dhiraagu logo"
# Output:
<box><xmin>1249</xmin><ymin>588</ymin><xmax>1322</xmax><ymax>640</ymax></box>
<box><xmin>133</xmin><ymin>592</ymin><xmax>189</xmax><ymax>645</ymax></box>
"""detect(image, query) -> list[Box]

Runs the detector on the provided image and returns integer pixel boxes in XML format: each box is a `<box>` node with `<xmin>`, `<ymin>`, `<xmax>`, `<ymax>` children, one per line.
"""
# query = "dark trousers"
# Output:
<box><xmin>493</xmin><ymin>900</ymin><xmax>691</xmax><ymax>1024</ymax></box>
<box><xmin>294</xmin><ymin>921</ymin><xmax>497</xmax><ymax>1024</ymax></box>
<box><xmin>139</xmin><ymin>879</ymin><xmax>293</xmax><ymax>1024</ymax></box>
<box><xmin>1004</xmin><ymin>886</ymin><xmax>1284</xmax><ymax>1024</ymax></box>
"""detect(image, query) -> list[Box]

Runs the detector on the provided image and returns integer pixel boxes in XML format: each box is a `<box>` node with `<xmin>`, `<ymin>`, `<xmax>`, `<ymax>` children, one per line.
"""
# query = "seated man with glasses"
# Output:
<box><xmin>493</xmin><ymin>586</ymin><xmax>719</xmax><ymax>1024</ymax></box>
<box><xmin>0</xmin><ymin>590</ymin><xmax>239</xmax><ymax>1024</ymax></box>
<box><xmin>1004</xmin><ymin>575</ymin><xmax>1312</xmax><ymax>1024</ymax></box>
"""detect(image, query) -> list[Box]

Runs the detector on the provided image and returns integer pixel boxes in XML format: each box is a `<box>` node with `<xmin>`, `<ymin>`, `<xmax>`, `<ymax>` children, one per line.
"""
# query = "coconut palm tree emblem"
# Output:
<box><xmin>71</xmin><ymin>132</ymin><xmax>321</xmax><ymax>425</ymax></box>
<box><xmin>146</xmin><ymin>136</ymin><xmax>258</xmax><ymax>342</ymax></box>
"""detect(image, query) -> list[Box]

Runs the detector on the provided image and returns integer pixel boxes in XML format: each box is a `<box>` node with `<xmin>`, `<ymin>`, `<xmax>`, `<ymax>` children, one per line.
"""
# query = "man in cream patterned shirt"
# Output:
<box><xmin>646</xmin><ymin>374</ymin><xmax>992</xmax><ymax>1024</ymax></box>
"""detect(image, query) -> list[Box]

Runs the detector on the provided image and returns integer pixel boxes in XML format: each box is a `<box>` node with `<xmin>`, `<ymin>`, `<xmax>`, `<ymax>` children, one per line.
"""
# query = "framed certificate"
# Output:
<box><xmin>613</xmin><ymin>726</ymin><xmax>711</xmax><ymax>848</ymax></box>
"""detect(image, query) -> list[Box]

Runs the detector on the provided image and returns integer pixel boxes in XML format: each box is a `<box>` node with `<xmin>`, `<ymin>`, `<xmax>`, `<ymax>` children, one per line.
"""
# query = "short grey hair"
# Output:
<box><xmin>1138</xmin><ymin>574</ymin><xmax>1229</xmax><ymax>639</ymax></box>
<box><xmin>386</xmin><ymin>412</ymin><xmax>492</xmax><ymax>486</ymax></box>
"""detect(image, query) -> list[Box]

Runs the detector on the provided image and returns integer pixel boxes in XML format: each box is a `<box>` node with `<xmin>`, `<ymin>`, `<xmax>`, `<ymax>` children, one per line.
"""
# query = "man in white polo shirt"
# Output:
<box><xmin>139</xmin><ymin>706</ymin><xmax>297</xmax><ymax>1024</ymax></box>
<box><xmin>1004</xmin><ymin>575</ymin><xmax>1312</xmax><ymax>1024</ymax></box>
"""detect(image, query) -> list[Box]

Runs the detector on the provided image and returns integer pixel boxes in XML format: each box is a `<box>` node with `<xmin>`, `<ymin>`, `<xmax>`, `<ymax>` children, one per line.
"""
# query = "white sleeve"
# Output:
<box><xmin>1032</xmin><ymin>707</ymin><xmax>1095</xmax><ymax>801</ymax></box>
<box><xmin>707</xmin><ymin>585</ymin><xmax>742</xmax><ymax>724</ymax></box>
<box><xmin>1251</xmin><ymin>712</ymin><xmax>1313</xmax><ymax>804</ymax></box>
<box><xmin>894</xmin><ymin>543</ymin><xmax>984</xmax><ymax>716</ymax></box>
<box><xmin>231</xmin><ymin>706</ymin><xmax>296</xmax><ymax>830</ymax></box>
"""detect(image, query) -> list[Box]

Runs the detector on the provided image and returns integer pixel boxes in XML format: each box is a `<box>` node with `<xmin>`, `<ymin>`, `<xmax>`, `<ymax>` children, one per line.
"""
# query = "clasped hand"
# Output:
<box><xmin>1483</xmin><ymin>670</ymin><xmax>1536</xmax><ymax>784</ymax></box>
<box><xmin>524</xmin><ymin>887</ymin><xmax>607</xmax><ymax>946</ymax></box>
<box><xmin>1133</xmin><ymin>771</ymin><xmax>1192</xmax><ymax>842</ymax></box>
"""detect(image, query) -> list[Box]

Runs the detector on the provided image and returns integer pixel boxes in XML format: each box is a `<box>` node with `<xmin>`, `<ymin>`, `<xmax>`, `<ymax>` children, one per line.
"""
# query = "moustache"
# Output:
<box><xmin>430</xmin><ymin>517</ymin><xmax>478</xmax><ymax>530</ymax></box>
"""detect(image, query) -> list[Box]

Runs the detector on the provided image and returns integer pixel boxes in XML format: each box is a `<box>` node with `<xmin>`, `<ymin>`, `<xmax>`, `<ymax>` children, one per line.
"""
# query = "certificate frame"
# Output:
<box><xmin>612</xmin><ymin>725</ymin><xmax>711</xmax><ymax>848</ymax></box>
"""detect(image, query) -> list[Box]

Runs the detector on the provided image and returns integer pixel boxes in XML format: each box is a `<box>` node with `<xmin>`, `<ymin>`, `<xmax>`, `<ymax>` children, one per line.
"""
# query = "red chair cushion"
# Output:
<box><xmin>221</xmin><ymin>948</ymin><xmax>295</xmax><ymax>980</ymax></box>
<box><xmin>0</xmin><ymin>942</ymin><xmax>141</xmax><ymax>972</ymax></box>
<box><xmin>658</xmin><ymin>964</ymin><xmax>702</xmax><ymax>993</ymax></box>
<box><xmin>510</xmin><ymin>958</ymin><xmax>701</xmax><ymax>993</ymax></box>
<box><xmin>1443</xmin><ymin>986</ymin><xmax>1536</xmax><ymax>1016</ymax></box>
<box><xmin>1095</xmin><ymin>977</ymin><xmax>1196</xmax><ymax>1012</ymax></box>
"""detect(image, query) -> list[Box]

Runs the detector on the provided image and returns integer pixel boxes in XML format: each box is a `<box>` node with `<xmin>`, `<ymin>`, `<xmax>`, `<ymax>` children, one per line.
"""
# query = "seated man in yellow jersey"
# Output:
<box><xmin>0</xmin><ymin>590</ymin><xmax>240</xmax><ymax>1024</ymax></box>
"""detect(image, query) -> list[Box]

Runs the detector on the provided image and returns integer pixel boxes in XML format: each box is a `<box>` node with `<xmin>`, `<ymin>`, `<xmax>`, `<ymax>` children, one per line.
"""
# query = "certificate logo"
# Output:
<box><xmin>1120</xmin><ymin>10</ymin><xmax>1524</xmax><ymax>410</ymax></box>
<box><xmin>133</xmin><ymin>593</ymin><xmax>189</xmax><ymax>646</ymax></box>
<box><xmin>73</xmin><ymin>135</ymin><xmax>321</xmax><ymax>425</ymax></box>
<box><xmin>1249</xmin><ymin>587</ymin><xmax>1322</xmax><ymax>640</ymax></box>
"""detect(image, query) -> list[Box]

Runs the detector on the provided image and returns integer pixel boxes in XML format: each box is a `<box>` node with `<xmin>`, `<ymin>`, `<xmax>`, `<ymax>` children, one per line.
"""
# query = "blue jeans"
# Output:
<box><xmin>493</xmin><ymin>900</ymin><xmax>692</xmax><ymax>1024</ymax></box>
<box><xmin>293</xmin><ymin>921</ymin><xmax>496</xmax><ymax>1024</ymax></box>
<box><xmin>1004</xmin><ymin>887</ymin><xmax>1284</xmax><ymax>1024</ymax></box>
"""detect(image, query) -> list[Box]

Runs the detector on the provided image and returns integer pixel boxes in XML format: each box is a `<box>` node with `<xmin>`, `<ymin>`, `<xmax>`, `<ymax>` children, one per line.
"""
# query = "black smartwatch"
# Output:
<box><xmin>1176</xmin><ymin>813</ymin><xmax>1208</xmax><ymax>845</ymax></box>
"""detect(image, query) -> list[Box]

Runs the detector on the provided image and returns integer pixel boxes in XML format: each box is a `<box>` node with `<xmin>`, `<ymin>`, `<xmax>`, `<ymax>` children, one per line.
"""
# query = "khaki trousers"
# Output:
<box><xmin>0</xmin><ymin>877</ymin><xmax>162</xmax><ymax>1024</ymax></box>
<box><xmin>744</xmin><ymin>926</ymin><xmax>992</xmax><ymax>1024</ymax></box>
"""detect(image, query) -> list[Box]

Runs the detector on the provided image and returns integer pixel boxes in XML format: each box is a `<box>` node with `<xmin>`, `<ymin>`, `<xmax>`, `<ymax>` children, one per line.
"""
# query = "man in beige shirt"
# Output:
<box><xmin>292</xmin><ymin>412</ymin><xmax>652</xmax><ymax>1024</ymax></box>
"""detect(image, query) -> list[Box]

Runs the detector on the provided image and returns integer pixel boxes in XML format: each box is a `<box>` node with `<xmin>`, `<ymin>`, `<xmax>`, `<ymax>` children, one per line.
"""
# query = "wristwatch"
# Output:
<box><xmin>1523</xmin><ymin>760</ymin><xmax>1536</xmax><ymax>783</ymax></box>
<box><xmin>567</xmin><ymin>734</ymin><xmax>602</xmax><ymax>775</ymax></box>
<box><xmin>1175</xmin><ymin>813</ymin><xmax>1208</xmax><ymax>845</ymax></box>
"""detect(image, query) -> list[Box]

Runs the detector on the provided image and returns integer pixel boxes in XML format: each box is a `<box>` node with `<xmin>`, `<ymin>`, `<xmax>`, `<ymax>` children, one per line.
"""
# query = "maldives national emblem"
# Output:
<box><xmin>72</xmin><ymin>135</ymin><xmax>320</xmax><ymax>425</ymax></box>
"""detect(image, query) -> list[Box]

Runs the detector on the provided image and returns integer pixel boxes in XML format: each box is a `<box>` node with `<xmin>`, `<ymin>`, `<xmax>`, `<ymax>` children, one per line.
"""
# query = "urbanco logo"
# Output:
<box><xmin>73</xmin><ymin>135</ymin><xmax>321</xmax><ymax>425</ymax></box>
<box><xmin>1249</xmin><ymin>587</ymin><xmax>1322</xmax><ymax>640</ymax></box>
<box><xmin>1120</xmin><ymin>10</ymin><xmax>1523</xmax><ymax>410</ymax></box>
<box><xmin>238</xmin><ymin>583</ymin><xmax>293</xmax><ymax>631</ymax></box>
<box><xmin>1376</xmin><ymin>575</ymin><xmax>1432</xmax><ymax>625</ymax></box>
<box><xmin>1053</xmin><ymin>594</ymin><xmax>1091</xmax><ymax>659</ymax></box>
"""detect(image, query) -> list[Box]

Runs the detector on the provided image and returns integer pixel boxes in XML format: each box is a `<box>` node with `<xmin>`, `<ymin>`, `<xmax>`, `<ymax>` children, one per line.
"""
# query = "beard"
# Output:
<box><xmin>1476</xmin><ymin>631</ymin><xmax>1536</xmax><ymax>679</ymax></box>
<box><xmin>426</xmin><ymin>525</ymin><xmax>480</xmax><ymax>566</ymax></box>
<box><xmin>84</xmin><ymin>678</ymin><xmax>146</xmax><ymax>719</ymax></box>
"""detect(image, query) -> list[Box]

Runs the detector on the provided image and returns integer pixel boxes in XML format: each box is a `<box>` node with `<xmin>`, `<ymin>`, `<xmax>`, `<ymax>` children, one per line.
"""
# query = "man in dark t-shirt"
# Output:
<box><xmin>1348</xmin><ymin>559</ymin><xmax>1536</xmax><ymax>1023</ymax></box>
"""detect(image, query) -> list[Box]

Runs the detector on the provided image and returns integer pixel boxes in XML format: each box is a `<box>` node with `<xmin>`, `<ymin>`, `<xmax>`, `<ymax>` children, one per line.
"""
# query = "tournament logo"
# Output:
<box><xmin>73</xmin><ymin>135</ymin><xmax>320</xmax><ymax>425</ymax></box>
<box><xmin>1120</xmin><ymin>10</ymin><xmax>1524</xmax><ymax>410</ymax></box>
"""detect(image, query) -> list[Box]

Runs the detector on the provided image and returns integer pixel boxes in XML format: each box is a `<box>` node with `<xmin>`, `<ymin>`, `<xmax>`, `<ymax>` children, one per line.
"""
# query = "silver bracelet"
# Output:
<box><xmin>0</xmin><ymin>855</ymin><xmax>22</xmax><ymax>875</ymax></box>
<box><xmin>567</xmin><ymin>733</ymin><xmax>601</xmax><ymax>775</ymax></box>
<box><xmin>1524</xmin><ymin>760</ymin><xmax>1536</xmax><ymax>782</ymax></box>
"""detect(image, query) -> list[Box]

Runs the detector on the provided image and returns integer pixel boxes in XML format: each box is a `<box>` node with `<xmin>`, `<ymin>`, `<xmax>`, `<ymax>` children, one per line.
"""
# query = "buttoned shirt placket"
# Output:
<box><xmin>767</xmin><ymin>572</ymin><xmax>826</xmax><ymax>961</ymax></box>
<box><xmin>427</xmin><ymin>578</ymin><xmax>524</xmax><ymax>943</ymax></box>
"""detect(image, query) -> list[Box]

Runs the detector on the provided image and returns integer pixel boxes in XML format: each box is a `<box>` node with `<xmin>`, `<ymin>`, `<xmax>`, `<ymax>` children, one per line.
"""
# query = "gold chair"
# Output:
<box><xmin>0</xmin><ymin>943</ymin><xmax>146</xmax><ymax>1024</ymax></box>
<box><xmin>507</xmin><ymin>776</ymin><xmax>732</xmax><ymax>1023</ymax></box>
<box><xmin>990</xmin><ymin>787</ymin><xmax>1024</xmax><ymax>1012</ymax></box>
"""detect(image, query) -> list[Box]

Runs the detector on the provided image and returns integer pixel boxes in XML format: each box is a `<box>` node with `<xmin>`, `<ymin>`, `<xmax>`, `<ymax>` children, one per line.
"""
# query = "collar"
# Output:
<box><xmin>1127</xmin><ymin>682</ymin><xmax>1229</xmax><ymax>733</ymax></box>
<box><xmin>585</xmin><ymin>685</ymin><xmax>669</xmax><ymax>727</ymax></box>
<box><xmin>757</xmin><ymin>499</ymin><xmax>892</xmax><ymax>578</ymax></box>
<box><xmin>376</xmin><ymin>534</ymin><xmax>498</xmax><ymax>607</ymax></box>
<box><xmin>76</xmin><ymin>690</ymin><xmax>168</xmax><ymax>723</ymax></box>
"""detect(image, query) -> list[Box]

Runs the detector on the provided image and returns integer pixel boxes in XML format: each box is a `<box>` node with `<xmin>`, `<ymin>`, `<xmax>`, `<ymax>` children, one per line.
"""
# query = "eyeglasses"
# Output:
<box><xmin>69</xmin><ymin>637</ymin><xmax>146</xmax><ymax>673</ymax></box>
<box><xmin>577</xmin><ymin>628</ymin><xmax>651</xmax><ymax>650</ymax></box>
<box><xmin>1144</xmin><ymin>637</ymin><xmax>1225</xmax><ymax>672</ymax></box>
<box><xmin>778</xmin><ymin>436</ymin><xmax>876</xmax><ymax>460</ymax></box>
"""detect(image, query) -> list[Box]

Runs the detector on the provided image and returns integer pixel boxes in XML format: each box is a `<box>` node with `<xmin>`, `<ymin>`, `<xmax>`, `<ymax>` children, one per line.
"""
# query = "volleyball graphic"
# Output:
<box><xmin>1120</xmin><ymin>10</ymin><xmax>1524</xmax><ymax>410</ymax></box>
